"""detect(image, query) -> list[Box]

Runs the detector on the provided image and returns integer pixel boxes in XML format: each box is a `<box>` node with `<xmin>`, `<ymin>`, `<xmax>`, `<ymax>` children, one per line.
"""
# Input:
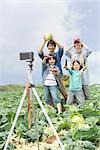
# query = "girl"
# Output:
<box><xmin>65</xmin><ymin>60</ymin><xmax>86</xmax><ymax>106</ymax></box>
<box><xmin>42</xmin><ymin>55</ymin><xmax>62</xmax><ymax>114</ymax></box>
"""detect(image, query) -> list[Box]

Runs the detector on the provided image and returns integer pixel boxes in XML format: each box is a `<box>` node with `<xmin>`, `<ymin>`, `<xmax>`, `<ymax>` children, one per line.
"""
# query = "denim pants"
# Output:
<box><xmin>44</xmin><ymin>85</ymin><xmax>61</xmax><ymax>104</ymax></box>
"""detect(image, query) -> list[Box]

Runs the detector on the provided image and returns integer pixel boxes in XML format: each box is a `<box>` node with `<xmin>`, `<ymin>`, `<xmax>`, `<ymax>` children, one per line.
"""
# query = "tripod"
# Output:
<box><xmin>4</xmin><ymin>60</ymin><xmax>64</xmax><ymax>150</ymax></box>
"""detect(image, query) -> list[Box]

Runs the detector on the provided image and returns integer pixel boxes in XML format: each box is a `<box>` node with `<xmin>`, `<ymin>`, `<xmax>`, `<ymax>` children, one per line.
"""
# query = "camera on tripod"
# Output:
<box><xmin>20</xmin><ymin>52</ymin><xmax>34</xmax><ymax>61</ymax></box>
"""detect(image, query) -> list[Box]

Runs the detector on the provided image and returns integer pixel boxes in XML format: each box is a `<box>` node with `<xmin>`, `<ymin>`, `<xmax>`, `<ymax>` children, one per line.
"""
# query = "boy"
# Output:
<box><xmin>38</xmin><ymin>35</ymin><xmax>64</xmax><ymax>76</ymax></box>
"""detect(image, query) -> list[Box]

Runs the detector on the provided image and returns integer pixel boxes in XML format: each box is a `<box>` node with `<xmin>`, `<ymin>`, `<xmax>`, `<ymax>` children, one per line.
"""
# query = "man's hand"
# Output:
<box><xmin>43</xmin><ymin>35</ymin><xmax>48</xmax><ymax>42</ymax></box>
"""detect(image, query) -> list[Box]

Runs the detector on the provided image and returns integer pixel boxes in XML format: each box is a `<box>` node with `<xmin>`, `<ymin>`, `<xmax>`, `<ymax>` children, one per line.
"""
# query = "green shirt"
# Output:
<box><xmin>67</xmin><ymin>68</ymin><xmax>82</xmax><ymax>91</ymax></box>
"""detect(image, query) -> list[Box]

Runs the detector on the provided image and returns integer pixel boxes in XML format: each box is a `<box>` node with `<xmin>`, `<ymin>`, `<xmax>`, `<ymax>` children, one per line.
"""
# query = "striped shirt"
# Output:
<box><xmin>44</xmin><ymin>71</ymin><xmax>57</xmax><ymax>86</ymax></box>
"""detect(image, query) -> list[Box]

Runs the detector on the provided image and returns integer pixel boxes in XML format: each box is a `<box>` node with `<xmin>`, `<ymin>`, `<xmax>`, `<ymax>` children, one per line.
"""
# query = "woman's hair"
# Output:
<box><xmin>47</xmin><ymin>40</ymin><xmax>56</xmax><ymax>47</ymax></box>
<box><xmin>74</xmin><ymin>40</ymin><xmax>83</xmax><ymax>47</ymax></box>
<box><xmin>71</xmin><ymin>60</ymin><xmax>83</xmax><ymax>70</ymax></box>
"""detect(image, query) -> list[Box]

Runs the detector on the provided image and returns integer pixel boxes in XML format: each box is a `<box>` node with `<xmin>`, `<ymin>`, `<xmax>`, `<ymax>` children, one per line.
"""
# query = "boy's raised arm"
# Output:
<box><xmin>38</xmin><ymin>36</ymin><xmax>47</xmax><ymax>60</ymax></box>
<box><xmin>38</xmin><ymin>36</ymin><xmax>47</xmax><ymax>53</ymax></box>
<box><xmin>52</xmin><ymin>36</ymin><xmax>64</xmax><ymax>58</ymax></box>
<box><xmin>52</xmin><ymin>36</ymin><xmax>63</xmax><ymax>49</ymax></box>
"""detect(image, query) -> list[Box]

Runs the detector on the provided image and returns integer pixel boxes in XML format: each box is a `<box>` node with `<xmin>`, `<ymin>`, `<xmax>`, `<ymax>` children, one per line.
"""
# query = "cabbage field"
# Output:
<box><xmin>0</xmin><ymin>84</ymin><xmax>100</xmax><ymax>150</ymax></box>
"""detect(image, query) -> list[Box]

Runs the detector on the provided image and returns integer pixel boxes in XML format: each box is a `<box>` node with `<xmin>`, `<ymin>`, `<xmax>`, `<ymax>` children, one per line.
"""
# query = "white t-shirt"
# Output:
<box><xmin>44</xmin><ymin>71</ymin><xmax>57</xmax><ymax>86</ymax></box>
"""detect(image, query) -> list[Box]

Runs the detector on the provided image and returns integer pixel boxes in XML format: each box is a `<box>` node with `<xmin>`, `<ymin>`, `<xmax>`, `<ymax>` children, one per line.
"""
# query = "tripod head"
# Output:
<box><xmin>20</xmin><ymin>52</ymin><xmax>34</xmax><ymax>61</ymax></box>
<box><xmin>26</xmin><ymin>60</ymin><xmax>33</xmax><ymax>71</ymax></box>
<box><xmin>20</xmin><ymin>52</ymin><xmax>34</xmax><ymax>71</ymax></box>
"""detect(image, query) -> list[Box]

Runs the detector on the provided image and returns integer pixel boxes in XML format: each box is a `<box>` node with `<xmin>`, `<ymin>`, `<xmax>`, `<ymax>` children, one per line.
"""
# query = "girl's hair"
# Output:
<box><xmin>71</xmin><ymin>60</ymin><xmax>83</xmax><ymax>70</ymax></box>
<box><xmin>46</xmin><ymin>54</ymin><xmax>57</xmax><ymax>64</ymax></box>
<box><xmin>47</xmin><ymin>40</ymin><xmax>56</xmax><ymax>47</ymax></box>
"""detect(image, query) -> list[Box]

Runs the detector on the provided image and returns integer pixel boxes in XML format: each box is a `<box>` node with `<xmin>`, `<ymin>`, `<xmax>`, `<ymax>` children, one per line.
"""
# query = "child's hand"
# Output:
<box><xmin>63</xmin><ymin>60</ymin><xmax>67</xmax><ymax>69</ymax></box>
<box><xmin>50</xmin><ymin>67</ymin><xmax>59</xmax><ymax>75</ymax></box>
<box><xmin>50</xmin><ymin>67</ymin><xmax>57</xmax><ymax>72</ymax></box>
<box><xmin>44</xmin><ymin>55</ymin><xmax>48</xmax><ymax>60</ymax></box>
<box><xmin>42</xmin><ymin>57</ymin><xmax>47</xmax><ymax>63</ymax></box>
<box><xmin>63</xmin><ymin>65</ymin><xmax>67</xmax><ymax>69</ymax></box>
<box><xmin>53</xmin><ymin>69</ymin><xmax>59</xmax><ymax>75</ymax></box>
<box><xmin>80</xmin><ymin>65</ymin><xmax>87</xmax><ymax>74</ymax></box>
<box><xmin>54</xmin><ymin>71</ymin><xmax>59</xmax><ymax>76</ymax></box>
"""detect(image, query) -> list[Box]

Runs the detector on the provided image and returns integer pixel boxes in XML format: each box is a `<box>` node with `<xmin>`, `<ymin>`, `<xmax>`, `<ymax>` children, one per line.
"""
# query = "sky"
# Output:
<box><xmin>0</xmin><ymin>0</ymin><xmax>100</xmax><ymax>85</ymax></box>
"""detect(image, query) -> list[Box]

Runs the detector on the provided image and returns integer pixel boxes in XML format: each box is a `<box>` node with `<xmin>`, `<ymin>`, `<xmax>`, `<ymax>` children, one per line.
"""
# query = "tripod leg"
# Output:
<box><xmin>4</xmin><ymin>88</ymin><xmax>27</xmax><ymax>150</ymax></box>
<box><xmin>31</xmin><ymin>87</ymin><xmax>65</xmax><ymax>150</ymax></box>
<box><xmin>27</xmin><ymin>62</ymin><xmax>64</xmax><ymax>150</ymax></box>
<box><xmin>27</xmin><ymin>85</ymin><xmax>31</xmax><ymax>129</ymax></box>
